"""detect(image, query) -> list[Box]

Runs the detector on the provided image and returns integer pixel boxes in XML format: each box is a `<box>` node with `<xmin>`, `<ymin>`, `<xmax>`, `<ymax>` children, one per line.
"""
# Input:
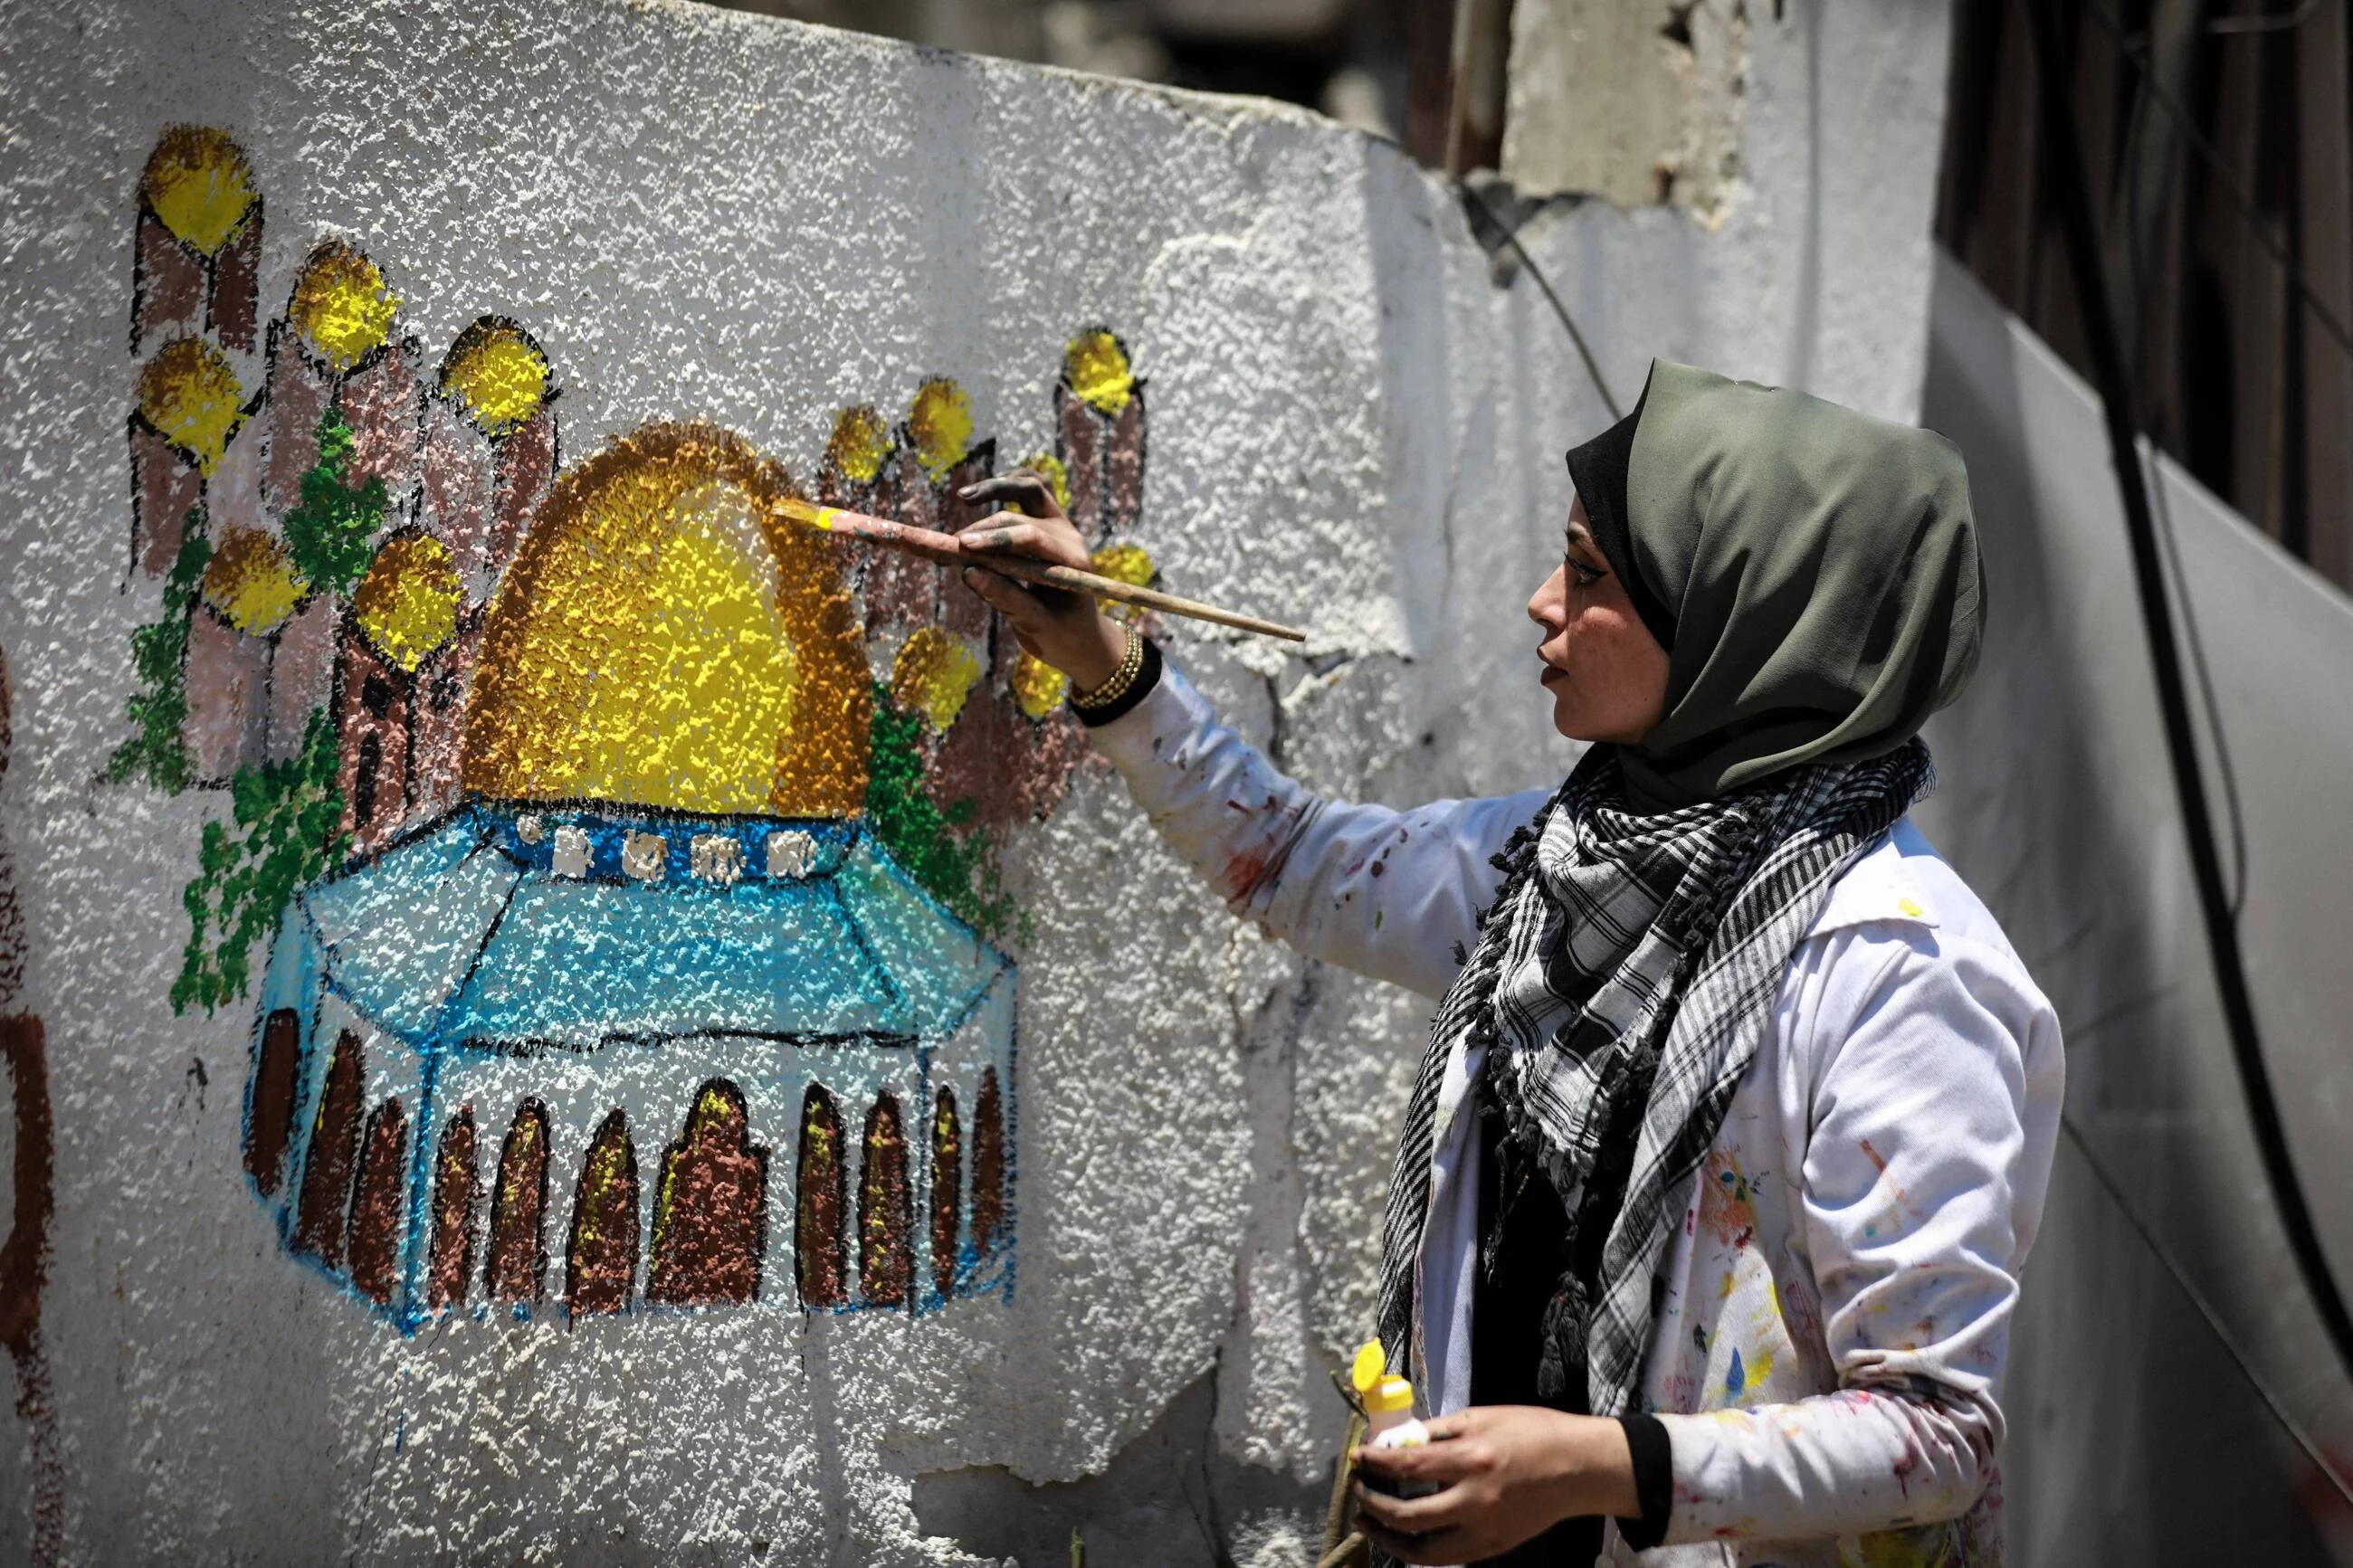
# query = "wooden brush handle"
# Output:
<box><xmin>779</xmin><ymin>497</ymin><xmax>1308</xmax><ymax>643</ymax></box>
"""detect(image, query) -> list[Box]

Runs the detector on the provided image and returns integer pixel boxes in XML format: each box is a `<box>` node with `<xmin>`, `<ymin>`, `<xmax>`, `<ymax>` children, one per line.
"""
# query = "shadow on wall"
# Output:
<box><xmin>912</xmin><ymin>1370</ymin><xmax>1330</xmax><ymax>1567</ymax></box>
<box><xmin>110</xmin><ymin>123</ymin><xmax>1174</xmax><ymax>1337</ymax></box>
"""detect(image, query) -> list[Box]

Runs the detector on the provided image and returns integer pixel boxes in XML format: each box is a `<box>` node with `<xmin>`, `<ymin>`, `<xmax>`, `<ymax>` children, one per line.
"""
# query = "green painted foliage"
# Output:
<box><xmin>863</xmin><ymin>683</ymin><xmax>1020</xmax><ymax>943</ymax></box>
<box><xmin>282</xmin><ymin>405</ymin><xmax>386</xmax><ymax>596</ymax></box>
<box><xmin>107</xmin><ymin>505</ymin><xmax>213</xmax><ymax>793</ymax></box>
<box><xmin>173</xmin><ymin>708</ymin><xmax>345</xmax><ymax>1014</ymax></box>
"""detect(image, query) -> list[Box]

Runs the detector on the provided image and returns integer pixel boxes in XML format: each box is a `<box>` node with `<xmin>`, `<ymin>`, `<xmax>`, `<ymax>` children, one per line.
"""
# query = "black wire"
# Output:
<box><xmin>2145</xmin><ymin>446</ymin><xmax>2253</xmax><ymax>914</ymax></box>
<box><xmin>2079</xmin><ymin>0</ymin><xmax>2353</xmax><ymax>361</ymax></box>
<box><xmin>1457</xmin><ymin>182</ymin><xmax>1624</xmax><ymax>421</ymax></box>
<box><xmin>2031</xmin><ymin>2</ymin><xmax>2353</xmax><ymax>1384</ymax></box>
<box><xmin>2107</xmin><ymin>3</ymin><xmax>2260</xmax><ymax>916</ymax></box>
<box><xmin>2060</xmin><ymin>1114</ymin><xmax>2353</xmax><ymax>1510</ymax></box>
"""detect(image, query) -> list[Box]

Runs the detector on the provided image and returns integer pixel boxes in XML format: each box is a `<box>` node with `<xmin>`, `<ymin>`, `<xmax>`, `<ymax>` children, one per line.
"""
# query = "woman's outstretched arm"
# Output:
<box><xmin>1086</xmin><ymin>659</ymin><xmax>1549</xmax><ymax>996</ymax></box>
<box><xmin>953</xmin><ymin>472</ymin><xmax>1548</xmax><ymax>997</ymax></box>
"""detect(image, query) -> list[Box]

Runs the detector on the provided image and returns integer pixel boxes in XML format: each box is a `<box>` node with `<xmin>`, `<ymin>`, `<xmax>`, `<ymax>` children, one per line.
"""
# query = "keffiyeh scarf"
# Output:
<box><xmin>1374</xmin><ymin>737</ymin><xmax>1934</xmax><ymax>1418</ymax></box>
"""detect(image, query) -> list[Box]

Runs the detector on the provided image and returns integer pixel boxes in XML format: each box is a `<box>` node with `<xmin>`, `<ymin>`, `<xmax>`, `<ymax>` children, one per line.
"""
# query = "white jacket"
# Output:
<box><xmin>1090</xmin><ymin>662</ymin><xmax>2064</xmax><ymax>1565</ymax></box>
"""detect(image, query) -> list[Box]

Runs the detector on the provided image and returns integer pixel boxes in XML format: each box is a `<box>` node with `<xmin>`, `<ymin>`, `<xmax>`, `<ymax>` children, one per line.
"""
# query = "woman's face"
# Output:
<box><xmin>1528</xmin><ymin>497</ymin><xmax>1672</xmax><ymax>744</ymax></box>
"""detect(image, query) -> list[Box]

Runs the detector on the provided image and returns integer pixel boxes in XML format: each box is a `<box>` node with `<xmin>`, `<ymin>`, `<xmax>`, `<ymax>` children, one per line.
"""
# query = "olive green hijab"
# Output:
<box><xmin>1566</xmin><ymin>360</ymin><xmax>1984</xmax><ymax>813</ymax></box>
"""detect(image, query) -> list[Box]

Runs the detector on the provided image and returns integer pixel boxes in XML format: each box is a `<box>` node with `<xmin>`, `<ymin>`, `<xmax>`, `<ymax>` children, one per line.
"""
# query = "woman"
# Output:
<box><xmin>953</xmin><ymin>361</ymin><xmax>2062</xmax><ymax>1566</ymax></box>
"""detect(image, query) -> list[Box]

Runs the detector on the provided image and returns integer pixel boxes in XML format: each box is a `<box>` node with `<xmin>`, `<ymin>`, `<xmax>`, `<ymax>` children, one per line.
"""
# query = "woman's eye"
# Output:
<box><xmin>1567</xmin><ymin>559</ymin><xmax>1605</xmax><ymax>587</ymax></box>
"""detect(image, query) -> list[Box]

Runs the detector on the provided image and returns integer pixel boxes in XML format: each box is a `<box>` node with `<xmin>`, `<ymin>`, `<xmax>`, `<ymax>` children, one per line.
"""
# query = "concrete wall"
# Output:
<box><xmin>0</xmin><ymin>2</ymin><xmax>1951</xmax><ymax>1562</ymax></box>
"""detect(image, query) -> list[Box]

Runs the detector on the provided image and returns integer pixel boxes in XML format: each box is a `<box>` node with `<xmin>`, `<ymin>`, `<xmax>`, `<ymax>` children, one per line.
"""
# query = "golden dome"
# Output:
<box><xmin>201</xmin><ymin>526</ymin><xmax>303</xmax><ymax>635</ymax></box>
<box><xmin>1018</xmin><ymin>451</ymin><xmax>1072</xmax><ymax>510</ymax></box>
<box><xmin>141</xmin><ymin>127</ymin><xmax>257</xmax><ymax>257</ymax></box>
<box><xmin>890</xmin><ymin>627</ymin><xmax>981</xmax><ymax>734</ymax></box>
<box><xmin>441</xmin><ymin>318</ymin><xmax>550</xmax><ymax>436</ymax></box>
<box><xmin>351</xmin><ymin>534</ymin><xmax>462</xmax><ymax>672</ymax></box>
<box><xmin>1010</xmin><ymin>651</ymin><xmax>1066</xmax><ymax>719</ymax></box>
<box><xmin>289</xmin><ymin>241</ymin><xmax>398</xmax><ymax>371</ymax></box>
<box><xmin>461</xmin><ymin>422</ymin><xmax>868</xmax><ymax>817</ymax></box>
<box><xmin>138</xmin><ymin>337</ymin><xmax>245</xmax><ymax>474</ymax></box>
<box><xmin>824</xmin><ymin>404</ymin><xmax>891</xmax><ymax>484</ymax></box>
<box><xmin>1065</xmin><ymin>329</ymin><xmax>1135</xmax><ymax>415</ymax></box>
<box><xmin>907</xmin><ymin>378</ymin><xmax>973</xmax><ymax>481</ymax></box>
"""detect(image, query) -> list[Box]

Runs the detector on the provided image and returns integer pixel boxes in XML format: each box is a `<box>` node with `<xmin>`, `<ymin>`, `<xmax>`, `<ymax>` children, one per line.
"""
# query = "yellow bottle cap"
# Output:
<box><xmin>1350</xmin><ymin>1339</ymin><xmax>1416</xmax><ymax>1415</ymax></box>
<box><xmin>1350</xmin><ymin>1340</ymin><xmax>1387</xmax><ymax>1398</ymax></box>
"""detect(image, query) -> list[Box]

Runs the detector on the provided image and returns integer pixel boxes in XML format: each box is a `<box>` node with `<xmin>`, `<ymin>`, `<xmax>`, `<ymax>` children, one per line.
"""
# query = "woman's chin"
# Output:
<box><xmin>1553</xmin><ymin>707</ymin><xmax>1637</xmax><ymax>746</ymax></box>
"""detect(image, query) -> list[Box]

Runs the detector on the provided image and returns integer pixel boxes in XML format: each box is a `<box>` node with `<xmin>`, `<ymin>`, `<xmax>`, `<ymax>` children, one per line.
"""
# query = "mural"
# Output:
<box><xmin>113</xmin><ymin>126</ymin><xmax>1157</xmax><ymax>1332</ymax></box>
<box><xmin>0</xmin><ymin>642</ymin><xmax>62</xmax><ymax>1568</ymax></box>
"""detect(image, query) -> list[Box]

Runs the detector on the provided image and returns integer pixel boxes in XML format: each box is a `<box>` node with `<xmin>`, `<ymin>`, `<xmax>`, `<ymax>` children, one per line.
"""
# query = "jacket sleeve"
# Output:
<box><xmin>1655</xmin><ymin>921</ymin><xmax>2064</xmax><ymax>1544</ymax></box>
<box><xmin>1084</xmin><ymin>659</ymin><xmax>1552</xmax><ymax>1000</ymax></box>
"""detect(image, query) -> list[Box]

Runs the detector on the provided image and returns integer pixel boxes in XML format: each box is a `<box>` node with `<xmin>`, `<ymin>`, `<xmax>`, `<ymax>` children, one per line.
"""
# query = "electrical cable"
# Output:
<box><xmin>2060</xmin><ymin>1113</ymin><xmax>2353</xmax><ymax>1511</ymax></box>
<box><xmin>1447</xmin><ymin>0</ymin><xmax>2343</xmax><ymax>1494</ymax></box>
<box><xmin>2030</xmin><ymin>1</ymin><xmax>2353</xmax><ymax>1384</ymax></box>
<box><xmin>2145</xmin><ymin>443</ymin><xmax>2253</xmax><ymax>914</ymax></box>
<box><xmin>1458</xmin><ymin>56</ymin><xmax>2340</xmax><ymax>1515</ymax></box>
<box><xmin>2110</xmin><ymin>76</ymin><xmax>2251</xmax><ymax>914</ymax></box>
<box><xmin>1458</xmin><ymin>181</ymin><xmax>1624</xmax><ymax>421</ymax></box>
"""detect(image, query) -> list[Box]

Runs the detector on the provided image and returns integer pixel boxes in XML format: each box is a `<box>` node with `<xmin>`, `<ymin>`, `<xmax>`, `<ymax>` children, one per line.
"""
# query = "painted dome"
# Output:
<box><xmin>461</xmin><ymin>422</ymin><xmax>871</xmax><ymax>817</ymax></box>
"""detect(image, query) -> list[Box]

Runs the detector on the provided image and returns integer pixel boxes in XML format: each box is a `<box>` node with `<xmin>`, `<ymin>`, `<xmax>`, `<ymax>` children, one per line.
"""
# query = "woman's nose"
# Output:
<box><xmin>1529</xmin><ymin>565</ymin><xmax>1567</xmax><ymax>629</ymax></box>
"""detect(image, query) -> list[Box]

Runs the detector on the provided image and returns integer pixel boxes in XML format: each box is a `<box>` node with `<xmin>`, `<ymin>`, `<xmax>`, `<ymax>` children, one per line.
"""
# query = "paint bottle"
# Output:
<box><xmin>1350</xmin><ymin>1340</ymin><xmax>1438</xmax><ymax>1499</ymax></box>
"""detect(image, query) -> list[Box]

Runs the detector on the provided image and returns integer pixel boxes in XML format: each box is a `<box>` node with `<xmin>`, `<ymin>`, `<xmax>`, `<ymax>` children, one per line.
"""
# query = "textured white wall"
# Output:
<box><xmin>0</xmin><ymin>2</ymin><xmax>1951</xmax><ymax>1562</ymax></box>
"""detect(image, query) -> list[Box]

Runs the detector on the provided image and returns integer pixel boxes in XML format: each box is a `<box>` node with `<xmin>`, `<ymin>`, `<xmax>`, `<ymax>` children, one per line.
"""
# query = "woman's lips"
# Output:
<box><xmin>1538</xmin><ymin>664</ymin><xmax>1566</xmax><ymax>686</ymax></box>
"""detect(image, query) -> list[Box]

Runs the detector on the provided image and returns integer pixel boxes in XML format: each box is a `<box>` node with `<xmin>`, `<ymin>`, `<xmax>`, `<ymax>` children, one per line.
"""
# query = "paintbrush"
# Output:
<box><xmin>777</xmin><ymin>496</ymin><xmax>1308</xmax><ymax>643</ymax></box>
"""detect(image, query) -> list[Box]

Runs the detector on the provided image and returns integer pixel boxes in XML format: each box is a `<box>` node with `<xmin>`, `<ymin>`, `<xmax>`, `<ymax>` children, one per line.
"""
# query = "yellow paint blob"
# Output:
<box><xmin>1011</xmin><ymin>651</ymin><xmax>1068</xmax><ymax>720</ymax></box>
<box><xmin>908</xmin><ymin>378</ymin><xmax>973</xmax><ymax>482</ymax></box>
<box><xmin>1019</xmin><ymin>451</ymin><xmax>1072</xmax><ymax>510</ymax></box>
<box><xmin>289</xmin><ymin>241</ymin><xmax>399</xmax><ymax>371</ymax></box>
<box><xmin>1090</xmin><ymin>542</ymin><xmax>1158</xmax><ymax>622</ymax></box>
<box><xmin>200</xmin><ymin>526</ymin><xmax>304</xmax><ymax>636</ymax></box>
<box><xmin>440</xmin><ymin>318</ymin><xmax>549</xmax><ymax>436</ymax></box>
<box><xmin>140</xmin><ymin>126</ymin><xmax>256</xmax><ymax>256</ymax></box>
<box><xmin>462</xmin><ymin>422</ymin><xmax>869</xmax><ymax>817</ymax></box>
<box><xmin>351</xmin><ymin>535</ymin><xmax>463</xmax><ymax>673</ymax></box>
<box><xmin>138</xmin><ymin>337</ymin><xmax>245</xmax><ymax>474</ymax></box>
<box><xmin>1089</xmin><ymin>542</ymin><xmax>1157</xmax><ymax>587</ymax></box>
<box><xmin>890</xmin><ymin>627</ymin><xmax>983</xmax><ymax>735</ymax></box>
<box><xmin>825</xmin><ymin>404</ymin><xmax>891</xmax><ymax>484</ymax></box>
<box><xmin>1065</xmin><ymin>329</ymin><xmax>1135</xmax><ymax>415</ymax></box>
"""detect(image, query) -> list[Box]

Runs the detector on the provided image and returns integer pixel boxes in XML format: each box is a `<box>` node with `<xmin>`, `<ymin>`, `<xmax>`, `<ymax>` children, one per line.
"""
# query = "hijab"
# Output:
<box><xmin>1374</xmin><ymin>363</ymin><xmax>1986</xmax><ymax>1438</ymax></box>
<box><xmin>1567</xmin><ymin>359</ymin><xmax>1984</xmax><ymax>813</ymax></box>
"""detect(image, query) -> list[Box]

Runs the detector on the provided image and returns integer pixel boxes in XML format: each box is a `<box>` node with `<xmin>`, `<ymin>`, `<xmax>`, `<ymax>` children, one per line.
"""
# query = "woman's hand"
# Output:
<box><xmin>952</xmin><ymin>472</ymin><xmax>1128</xmax><ymax>691</ymax></box>
<box><xmin>1351</xmin><ymin>1406</ymin><xmax>1637</xmax><ymax>1564</ymax></box>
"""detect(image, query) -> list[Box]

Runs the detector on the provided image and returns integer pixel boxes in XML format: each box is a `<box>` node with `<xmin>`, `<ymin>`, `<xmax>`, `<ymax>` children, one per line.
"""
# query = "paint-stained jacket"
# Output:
<box><xmin>1091</xmin><ymin>661</ymin><xmax>2064</xmax><ymax>1567</ymax></box>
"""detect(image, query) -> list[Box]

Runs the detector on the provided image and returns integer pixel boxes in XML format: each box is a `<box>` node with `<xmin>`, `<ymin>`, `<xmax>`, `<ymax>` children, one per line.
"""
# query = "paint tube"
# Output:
<box><xmin>1349</xmin><ymin>1340</ymin><xmax>1439</xmax><ymax>1500</ymax></box>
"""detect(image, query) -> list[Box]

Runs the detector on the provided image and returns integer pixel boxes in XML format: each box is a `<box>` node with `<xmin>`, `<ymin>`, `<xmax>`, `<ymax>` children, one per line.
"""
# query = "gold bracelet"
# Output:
<box><xmin>1070</xmin><ymin>624</ymin><xmax>1145</xmax><ymax>711</ymax></box>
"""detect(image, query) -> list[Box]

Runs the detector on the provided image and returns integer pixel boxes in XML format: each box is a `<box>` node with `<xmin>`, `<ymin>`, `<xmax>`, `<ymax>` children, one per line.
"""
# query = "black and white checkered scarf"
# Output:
<box><xmin>1374</xmin><ymin>737</ymin><xmax>1933</xmax><ymax>1417</ymax></box>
